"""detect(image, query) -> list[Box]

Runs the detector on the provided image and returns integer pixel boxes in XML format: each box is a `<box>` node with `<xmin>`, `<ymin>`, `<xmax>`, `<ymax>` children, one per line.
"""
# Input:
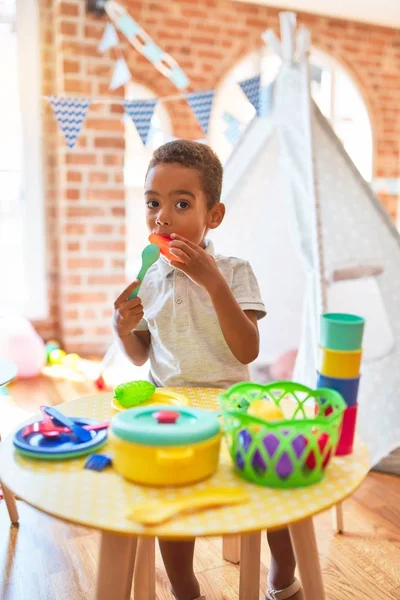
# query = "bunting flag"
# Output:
<box><xmin>105</xmin><ymin>0</ymin><xmax>190</xmax><ymax>90</ymax></box>
<box><xmin>186</xmin><ymin>90</ymin><xmax>215</xmax><ymax>135</ymax></box>
<box><xmin>124</xmin><ymin>99</ymin><xmax>157</xmax><ymax>145</ymax></box>
<box><xmin>239</xmin><ymin>75</ymin><xmax>261</xmax><ymax>116</ymax></box>
<box><xmin>98</xmin><ymin>23</ymin><xmax>119</xmax><ymax>53</ymax></box>
<box><xmin>222</xmin><ymin>112</ymin><xmax>241</xmax><ymax>146</ymax></box>
<box><xmin>48</xmin><ymin>97</ymin><xmax>91</xmax><ymax>150</ymax></box>
<box><xmin>109</xmin><ymin>58</ymin><xmax>132</xmax><ymax>91</ymax></box>
<box><xmin>45</xmin><ymin>71</ymin><xmax>274</xmax><ymax>150</ymax></box>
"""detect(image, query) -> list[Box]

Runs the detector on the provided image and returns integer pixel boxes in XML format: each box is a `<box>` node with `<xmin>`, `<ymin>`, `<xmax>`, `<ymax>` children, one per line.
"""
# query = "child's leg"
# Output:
<box><xmin>159</xmin><ymin>539</ymin><xmax>200</xmax><ymax>600</ymax></box>
<box><xmin>267</xmin><ymin>528</ymin><xmax>303</xmax><ymax>599</ymax></box>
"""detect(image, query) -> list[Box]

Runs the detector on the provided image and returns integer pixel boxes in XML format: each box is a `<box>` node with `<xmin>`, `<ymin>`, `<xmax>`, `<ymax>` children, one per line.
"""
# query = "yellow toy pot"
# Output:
<box><xmin>319</xmin><ymin>347</ymin><xmax>362</xmax><ymax>378</ymax></box>
<box><xmin>109</xmin><ymin>405</ymin><xmax>222</xmax><ymax>486</ymax></box>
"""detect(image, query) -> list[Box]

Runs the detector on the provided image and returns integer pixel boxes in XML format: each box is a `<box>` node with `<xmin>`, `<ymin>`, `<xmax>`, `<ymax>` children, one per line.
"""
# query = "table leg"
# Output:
<box><xmin>289</xmin><ymin>517</ymin><xmax>326</xmax><ymax>600</ymax></box>
<box><xmin>1</xmin><ymin>481</ymin><xmax>19</xmax><ymax>525</ymax></box>
<box><xmin>223</xmin><ymin>535</ymin><xmax>241</xmax><ymax>564</ymax></box>
<box><xmin>332</xmin><ymin>503</ymin><xmax>344</xmax><ymax>533</ymax></box>
<box><xmin>95</xmin><ymin>531</ymin><xmax>137</xmax><ymax>600</ymax></box>
<box><xmin>133</xmin><ymin>537</ymin><xmax>156</xmax><ymax>600</ymax></box>
<box><xmin>239</xmin><ymin>532</ymin><xmax>261</xmax><ymax>600</ymax></box>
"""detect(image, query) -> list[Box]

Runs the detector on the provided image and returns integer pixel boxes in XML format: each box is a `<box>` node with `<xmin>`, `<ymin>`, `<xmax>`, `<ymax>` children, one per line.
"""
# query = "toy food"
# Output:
<box><xmin>113</xmin><ymin>380</ymin><xmax>156</xmax><ymax>408</ymax></box>
<box><xmin>148</xmin><ymin>233</ymin><xmax>184</xmax><ymax>263</ymax></box>
<box><xmin>247</xmin><ymin>400</ymin><xmax>284</xmax><ymax>422</ymax></box>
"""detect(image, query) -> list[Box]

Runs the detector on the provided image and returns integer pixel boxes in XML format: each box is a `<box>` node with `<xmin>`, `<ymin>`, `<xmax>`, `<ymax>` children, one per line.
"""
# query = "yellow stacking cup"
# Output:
<box><xmin>319</xmin><ymin>346</ymin><xmax>362</xmax><ymax>378</ymax></box>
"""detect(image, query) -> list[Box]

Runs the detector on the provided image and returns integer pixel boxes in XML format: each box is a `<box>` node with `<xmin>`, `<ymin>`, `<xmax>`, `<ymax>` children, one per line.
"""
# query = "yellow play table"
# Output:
<box><xmin>0</xmin><ymin>388</ymin><xmax>369</xmax><ymax>600</ymax></box>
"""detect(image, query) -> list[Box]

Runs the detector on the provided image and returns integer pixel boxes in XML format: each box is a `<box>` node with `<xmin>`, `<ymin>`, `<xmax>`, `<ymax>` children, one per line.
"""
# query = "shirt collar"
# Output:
<box><xmin>157</xmin><ymin>239</ymin><xmax>215</xmax><ymax>278</ymax></box>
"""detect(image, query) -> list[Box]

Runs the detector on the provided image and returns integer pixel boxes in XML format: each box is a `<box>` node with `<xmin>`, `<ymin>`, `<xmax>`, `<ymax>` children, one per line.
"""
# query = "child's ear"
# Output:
<box><xmin>208</xmin><ymin>202</ymin><xmax>225</xmax><ymax>230</ymax></box>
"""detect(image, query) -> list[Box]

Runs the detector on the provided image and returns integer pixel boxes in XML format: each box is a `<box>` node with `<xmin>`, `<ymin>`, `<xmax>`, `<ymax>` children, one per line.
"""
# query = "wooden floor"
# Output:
<box><xmin>0</xmin><ymin>373</ymin><xmax>400</xmax><ymax>600</ymax></box>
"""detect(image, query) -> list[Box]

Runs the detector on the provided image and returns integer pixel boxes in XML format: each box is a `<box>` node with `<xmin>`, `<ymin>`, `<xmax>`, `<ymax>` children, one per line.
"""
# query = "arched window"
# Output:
<box><xmin>210</xmin><ymin>48</ymin><xmax>373</xmax><ymax>181</ymax></box>
<box><xmin>124</xmin><ymin>83</ymin><xmax>172</xmax><ymax>277</ymax></box>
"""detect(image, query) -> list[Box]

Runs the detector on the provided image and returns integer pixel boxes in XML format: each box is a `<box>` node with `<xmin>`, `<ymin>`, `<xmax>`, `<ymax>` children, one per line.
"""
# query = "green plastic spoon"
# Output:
<box><xmin>129</xmin><ymin>244</ymin><xmax>160</xmax><ymax>299</ymax></box>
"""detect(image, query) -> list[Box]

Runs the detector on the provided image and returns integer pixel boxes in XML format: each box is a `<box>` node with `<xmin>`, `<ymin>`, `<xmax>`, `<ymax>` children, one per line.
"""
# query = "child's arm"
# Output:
<box><xmin>207</xmin><ymin>276</ymin><xmax>259</xmax><ymax>364</ymax></box>
<box><xmin>113</xmin><ymin>280</ymin><xmax>151</xmax><ymax>366</ymax></box>
<box><xmin>116</xmin><ymin>330</ymin><xmax>150</xmax><ymax>367</ymax></box>
<box><xmin>170</xmin><ymin>235</ymin><xmax>260</xmax><ymax>364</ymax></box>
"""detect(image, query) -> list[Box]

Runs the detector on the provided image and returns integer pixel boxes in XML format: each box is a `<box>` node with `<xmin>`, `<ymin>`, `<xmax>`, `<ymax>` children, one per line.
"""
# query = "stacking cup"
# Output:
<box><xmin>320</xmin><ymin>313</ymin><xmax>365</xmax><ymax>351</ymax></box>
<box><xmin>317</xmin><ymin>372</ymin><xmax>360</xmax><ymax>408</ymax></box>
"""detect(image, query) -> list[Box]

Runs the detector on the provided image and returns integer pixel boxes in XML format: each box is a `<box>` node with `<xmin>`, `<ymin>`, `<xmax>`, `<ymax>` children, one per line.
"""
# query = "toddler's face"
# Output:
<box><xmin>145</xmin><ymin>163</ymin><xmax>213</xmax><ymax>246</ymax></box>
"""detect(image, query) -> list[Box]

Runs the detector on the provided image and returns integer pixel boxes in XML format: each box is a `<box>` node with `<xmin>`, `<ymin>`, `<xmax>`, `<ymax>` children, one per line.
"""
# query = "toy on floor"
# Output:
<box><xmin>0</xmin><ymin>317</ymin><xmax>45</xmax><ymax>378</ymax></box>
<box><xmin>149</xmin><ymin>233</ymin><xmax>184</xmax><ymax>263</ymax></box>
<box><xmin>219</xmin><ymin>381</ymin><xmax>346</xmax><ymax>488</ymax></box>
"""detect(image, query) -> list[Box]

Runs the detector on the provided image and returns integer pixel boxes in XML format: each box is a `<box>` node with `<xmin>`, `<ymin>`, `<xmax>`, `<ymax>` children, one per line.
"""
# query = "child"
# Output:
<box><xmin>113</xmin><ymin>140</ymin><xmax>303</xmax><ymax>600</ymax></box>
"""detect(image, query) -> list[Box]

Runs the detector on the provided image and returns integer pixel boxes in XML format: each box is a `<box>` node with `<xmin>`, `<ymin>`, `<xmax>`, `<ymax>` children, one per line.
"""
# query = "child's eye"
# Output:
<box><xmin>146</xmin><ymin>200</ymin><xmax>159</xmax><ymax>209</ymax></box>
<box><xmin>177</xmin><ymin>201</ymin><xmax>189</xmax><ymax>209</ymax></box>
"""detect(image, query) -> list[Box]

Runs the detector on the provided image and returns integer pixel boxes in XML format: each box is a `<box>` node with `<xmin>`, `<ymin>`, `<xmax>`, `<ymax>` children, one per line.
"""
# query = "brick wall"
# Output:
<box><xmin>35</xmin><ymin>0</ymin><xmax>400</xmax><ymax>354</ymax></box>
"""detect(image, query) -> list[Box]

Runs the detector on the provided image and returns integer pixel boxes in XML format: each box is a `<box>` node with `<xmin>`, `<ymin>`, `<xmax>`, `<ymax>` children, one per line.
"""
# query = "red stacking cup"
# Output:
<box><xmin>335</xmin><ymin>404</ymin><xmax>358</xmax><ymax>456</ymax></box>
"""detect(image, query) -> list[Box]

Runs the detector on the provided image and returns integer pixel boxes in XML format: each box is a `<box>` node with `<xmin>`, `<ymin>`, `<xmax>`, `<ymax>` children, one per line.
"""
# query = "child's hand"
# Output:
<box><xmin>169</xmin><ymin>234</ymin><xmax>223</xmax><ymax>292</ymax></box>
<box><xmin>113</xmin><ymin>280</ymin><xmax>144</xmax><ymax>338</ymax></box>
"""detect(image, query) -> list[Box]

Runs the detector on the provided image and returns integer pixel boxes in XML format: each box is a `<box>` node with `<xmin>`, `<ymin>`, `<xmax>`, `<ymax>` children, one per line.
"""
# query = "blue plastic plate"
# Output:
<box><xmin>13</xmin><ymin>417</ymin><xmax>108</xmax><ymax>459</ymax></box>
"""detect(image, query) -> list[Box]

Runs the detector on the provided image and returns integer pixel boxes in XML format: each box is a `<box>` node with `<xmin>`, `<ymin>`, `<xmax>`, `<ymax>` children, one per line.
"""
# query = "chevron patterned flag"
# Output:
<box><xmin>222</xmin><ymin>112</ymin><xmax>241</xmax><ymax>145</ymax></box>
<box><xmin>186</xmin><ymin>90</ymin><xmax>215</xmax><ymax>135</ymax></box>
<box><xmin>123</xmin><ymin>99</ymin><xmax>157</xmax><ymax>145</ymax></box>
<box><xmin>239</xmin><ymin>75</ymin><xmax>261</xmax><ymax>115</ymax></box>
<box><xmin>48</xmin><ymin>97</ymin><xmax>91</xmax><ymax>149</ymax></box>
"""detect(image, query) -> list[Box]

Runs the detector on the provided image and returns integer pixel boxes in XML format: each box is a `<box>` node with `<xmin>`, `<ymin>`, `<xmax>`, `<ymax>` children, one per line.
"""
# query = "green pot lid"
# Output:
<box><xmin>110</xmin><ymin>405</ymin><xmax>220</xmax><ymax>446</ymax></box>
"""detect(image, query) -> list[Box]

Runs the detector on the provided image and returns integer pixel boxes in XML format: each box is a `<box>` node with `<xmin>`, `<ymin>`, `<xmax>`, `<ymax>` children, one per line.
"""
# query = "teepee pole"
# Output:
<box><xmin>297</xmin><ymin>25</ymin><xmax>327</xmax><ymax>313</ymax></box>
<box><xmin>298</xmin><ymin>24</ymin><xmax>343</xmax><ymax>534</ymax></box>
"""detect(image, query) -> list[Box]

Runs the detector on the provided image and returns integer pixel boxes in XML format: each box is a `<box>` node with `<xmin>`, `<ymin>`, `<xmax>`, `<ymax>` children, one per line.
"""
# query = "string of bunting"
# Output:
<box><xmin>45</xmin><ymin>76</ymin><xmax>274</xmax><ymax>151</ymax></box>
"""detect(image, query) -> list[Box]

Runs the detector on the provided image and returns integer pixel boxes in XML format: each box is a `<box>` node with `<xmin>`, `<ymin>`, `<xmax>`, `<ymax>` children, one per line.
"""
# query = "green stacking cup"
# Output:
<box><xmin>321</xmin><ymin>313</ymin><xmax>365</xmax><ymax>352</ymax></box>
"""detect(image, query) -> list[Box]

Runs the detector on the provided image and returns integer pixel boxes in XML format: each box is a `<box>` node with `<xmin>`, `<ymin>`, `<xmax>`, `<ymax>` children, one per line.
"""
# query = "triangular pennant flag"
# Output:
<box><xmin>98</xmin><ymin>23</ymin><xmax>119</xmax><ymax>53</ymax></box>
<box><xmin>222</xmin><ymin>112</ymin><xmax>241</xmax><ymax>146</ymax></box>
<box><xmin>124</xmin><ymin>99</ymin><xmax>157</xmax><ymax>145</ymax></box>
<box><xmin>239</xmin><ymin>75</ymin><xmax>261</xmax><ymax>115</ymax></box>
<box><xmin>186</xmin><ymin>90</ymin><xmax>215</xmax><ymax>135</ymax></box>
<box><xmin>109</xmin><ymin>58</ymin><xmax>132</xmax><ymax>91</ymax></box>
<box><xmin>48</xmin><ymin>96</ymin><xmax>90</xmax><ymax>150</ymax></box>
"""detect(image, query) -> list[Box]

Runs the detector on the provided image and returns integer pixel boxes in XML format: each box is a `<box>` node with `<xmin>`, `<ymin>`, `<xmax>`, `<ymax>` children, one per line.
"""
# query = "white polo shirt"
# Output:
<box><xmin>134</xmin><ymin>241</ymin><xmax>266</xmax><ymax>388</ymax></box>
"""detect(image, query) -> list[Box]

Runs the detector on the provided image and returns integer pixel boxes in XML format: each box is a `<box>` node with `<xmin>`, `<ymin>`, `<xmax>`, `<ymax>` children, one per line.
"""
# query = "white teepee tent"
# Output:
<box><xmin>212</xmin><ymin>14</ymin><xmax>400</xmax><ymax>468</ymax></box>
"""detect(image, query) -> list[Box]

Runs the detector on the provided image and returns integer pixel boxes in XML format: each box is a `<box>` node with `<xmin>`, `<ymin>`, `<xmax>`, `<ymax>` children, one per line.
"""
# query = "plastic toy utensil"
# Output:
<box><xmin>129</xmin><ymin>244</ymin><xmax>160</xmax><ymax>299</ymax></box>
<box><xmin>127</xmin><ymin>488</ymin><xmax>250</xmax><ymax>525</ymax></box>
<box><xmin>21</xmin><ymin>420</ymin><xmax>109</xmax><ymax>439</ymax></box>
<box><xmin>42</xmin><ymin>406</ymin><xmax>92</xmax><ymax>443</ymax></box>
<box><xmin>148</xmin><ymin>233</ymin><xmax>184</xmax><ymax>263</ymax></box>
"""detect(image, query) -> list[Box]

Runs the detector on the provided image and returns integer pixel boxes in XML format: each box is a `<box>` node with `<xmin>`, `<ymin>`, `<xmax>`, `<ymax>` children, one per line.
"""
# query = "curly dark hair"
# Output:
<box><xmin>147</xmin><ymin>139</ymin><xmax>223</xmax><ymax>208</ymax></box>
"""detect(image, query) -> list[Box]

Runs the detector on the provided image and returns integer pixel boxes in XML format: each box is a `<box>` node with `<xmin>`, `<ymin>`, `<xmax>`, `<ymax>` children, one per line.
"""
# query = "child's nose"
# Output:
<box><xmin>156</xmin><ymin>208</ymin><xmax>172</xmax><ymax>226</ymax></box>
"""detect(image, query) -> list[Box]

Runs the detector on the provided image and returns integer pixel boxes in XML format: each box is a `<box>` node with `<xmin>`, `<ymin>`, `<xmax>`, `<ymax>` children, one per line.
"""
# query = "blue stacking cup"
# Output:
<box><xmin>317</xmin><ymin>371</ymin><xmax>360</xmax><ymax>407</ymax></box>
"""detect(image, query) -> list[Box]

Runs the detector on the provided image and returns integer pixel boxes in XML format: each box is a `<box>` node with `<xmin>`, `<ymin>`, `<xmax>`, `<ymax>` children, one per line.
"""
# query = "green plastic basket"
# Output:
<box><xmin>219</xmin><ymin>381</ymin><xmax>346</xmax><ymax>489</ymax></box>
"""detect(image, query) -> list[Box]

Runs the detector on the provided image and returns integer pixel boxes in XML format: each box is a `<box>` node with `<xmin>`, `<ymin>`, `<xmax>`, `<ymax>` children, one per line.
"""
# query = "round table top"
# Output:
<box><xmin>0</xmin><ymin>359</ymin><xmax>17</xmax><ymax>387</ymax></box>
<box><xmin>0</xmin><ymin>388</ymin><xmax>370</xmax><ymax>539</ymax></box>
